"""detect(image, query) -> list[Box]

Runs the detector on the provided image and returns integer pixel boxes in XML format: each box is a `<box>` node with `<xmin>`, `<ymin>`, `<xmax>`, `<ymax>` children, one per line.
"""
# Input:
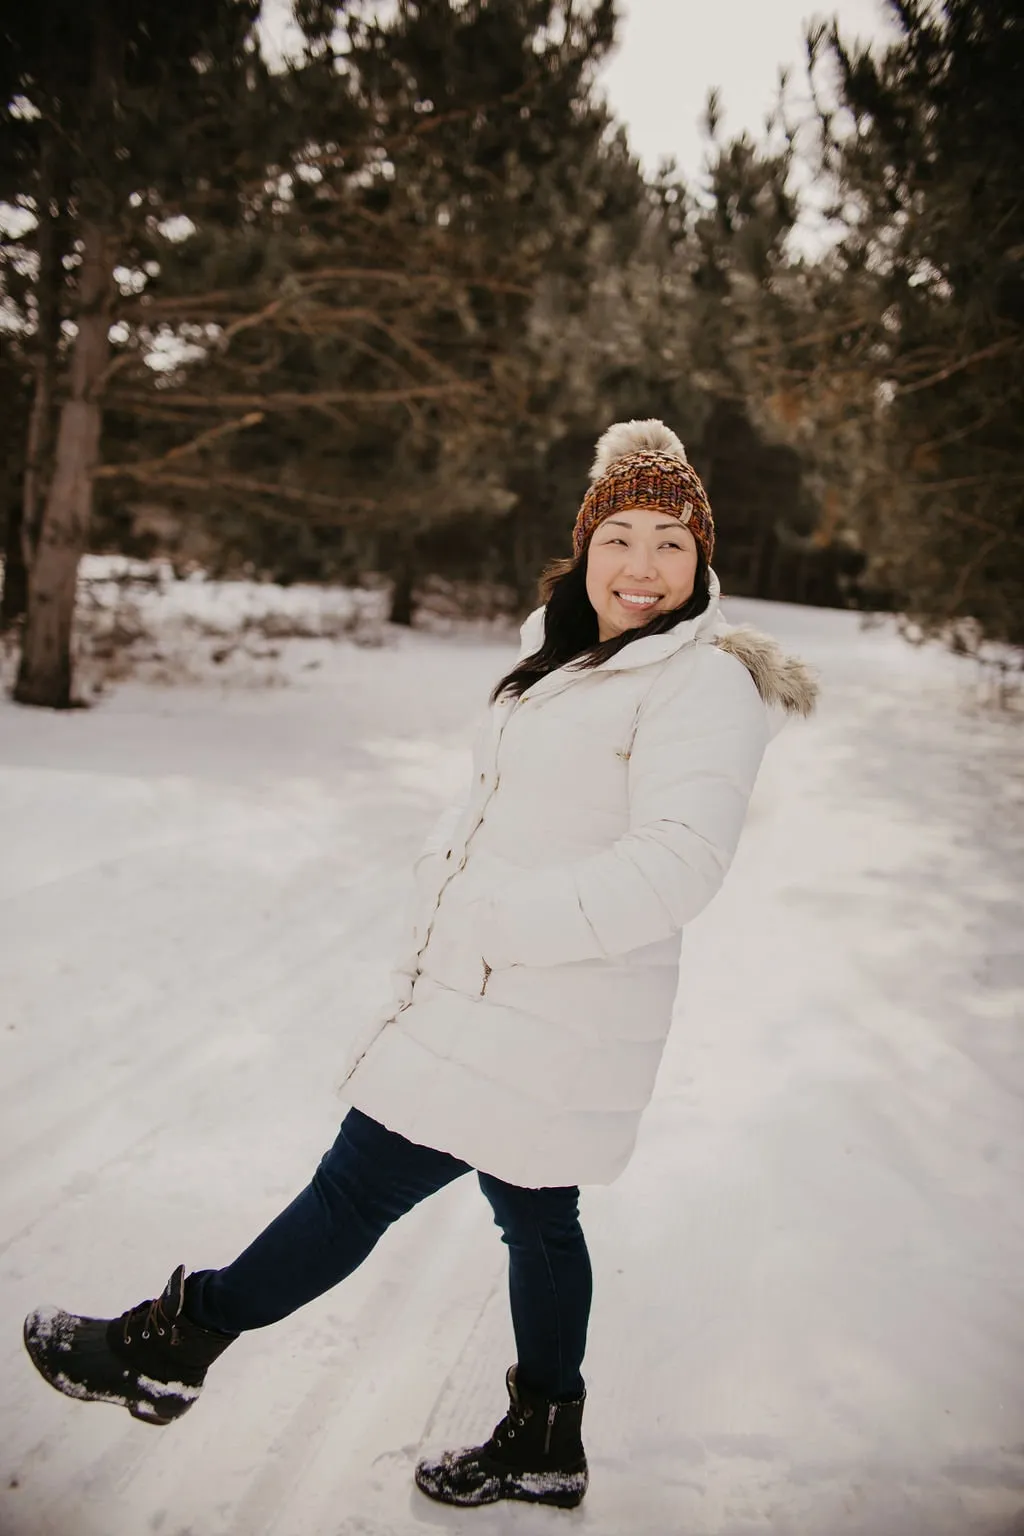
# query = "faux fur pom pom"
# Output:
<box><xmin>589</xmin><ymin>419</ymin><xmax>688</xmax><ymax>481</ymax></box>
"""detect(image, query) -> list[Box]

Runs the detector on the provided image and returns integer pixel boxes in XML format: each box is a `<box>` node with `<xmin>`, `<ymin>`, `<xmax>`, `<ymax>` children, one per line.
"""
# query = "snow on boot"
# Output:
<box><xmin>23</xmin><ymin>1264</ymin><xmax>236</xmax><ymax>1426</ymax></box>
<box><xmin>415</xmin><ymin>1366</ymin><xmax>588</xmax><ymax>1509</ymax></box>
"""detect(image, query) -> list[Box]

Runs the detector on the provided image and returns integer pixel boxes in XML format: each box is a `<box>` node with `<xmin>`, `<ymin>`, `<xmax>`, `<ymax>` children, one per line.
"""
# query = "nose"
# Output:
<box><xmin>621</xmin><ymin>543</ymin><xmax>658</xmax><ymax>581</ymax></box>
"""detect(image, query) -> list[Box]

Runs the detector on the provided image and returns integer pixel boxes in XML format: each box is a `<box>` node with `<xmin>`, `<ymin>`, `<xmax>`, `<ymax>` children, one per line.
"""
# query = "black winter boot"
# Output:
<box><xmin>415</xmin><ymin>1366</ymin><xmax>588</xmax><ymax>1509</ymax></box>
<box><xmin>23</xmin><ymin>1265</ymin><xmax>236</xmax><ymax>1426</ymax></box>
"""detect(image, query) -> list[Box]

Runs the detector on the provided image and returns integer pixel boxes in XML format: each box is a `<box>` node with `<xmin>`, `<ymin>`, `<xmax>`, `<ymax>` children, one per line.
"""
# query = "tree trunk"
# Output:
<box><xmin>23</xmin><ymin>131</ymin><xmax>62</xmax><ymax>564</ymax></box>
<box><xmin>389</xmin><ymin>561</ymin><xmax>415</xmax><ymax>626</ymax></box>
<box><xmin>4</xmin><ymin>130</ymin><xmax>61</xmax><ymax>630</ymax></box>
<box><xmin>14</xmin><ymin>220</ymin><xmax>113</xmax><ymax>708</ymax></box>
<box><xmin>1</xmin><ymin>506</ymin><xmax>29</xmax><ymax>630</ymax></box>
<box><xmin>388</xmin><ymin>532</ymin><xmax>417</xmax><ymax>625</ymax></box>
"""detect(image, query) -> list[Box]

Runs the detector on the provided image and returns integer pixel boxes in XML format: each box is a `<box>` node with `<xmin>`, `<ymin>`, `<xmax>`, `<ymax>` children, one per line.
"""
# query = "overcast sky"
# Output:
<box><xmin>599</xmin><ymin>0</ymin><xmax>896</xmax><ymax>183</ymax></box>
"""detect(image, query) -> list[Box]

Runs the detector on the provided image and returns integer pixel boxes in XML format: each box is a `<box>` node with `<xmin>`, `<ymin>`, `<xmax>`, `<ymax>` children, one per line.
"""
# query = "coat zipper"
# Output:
<box><xmin>422</xmin><ymin>693</ymin><xmax>522</xmax><ymax>991</ymax></box>
<box><xmin>544</xmin><ymin>1403</ymin><xmax>557</xmax><ymax>1455</ymax></box>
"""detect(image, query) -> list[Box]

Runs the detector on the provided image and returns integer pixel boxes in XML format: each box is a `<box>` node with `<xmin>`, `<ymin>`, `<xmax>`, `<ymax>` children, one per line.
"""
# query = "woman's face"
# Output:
<box><xmin>585</xmin><ymin>508</ymin><xmax>699</xmax><ymax>642</ymax></box>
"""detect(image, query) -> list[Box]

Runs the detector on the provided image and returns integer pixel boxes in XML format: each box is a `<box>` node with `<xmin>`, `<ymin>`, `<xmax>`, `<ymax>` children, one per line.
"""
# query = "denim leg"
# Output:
<box><xmin>186</xmin><ymin>1110</ymin><xmax>470</xmax><ymax>1335</ymax></box>
<box><xmin>477</xmin><ymin>1174</ymin><xmax>592</xmax><ymax>1400</ymax></box>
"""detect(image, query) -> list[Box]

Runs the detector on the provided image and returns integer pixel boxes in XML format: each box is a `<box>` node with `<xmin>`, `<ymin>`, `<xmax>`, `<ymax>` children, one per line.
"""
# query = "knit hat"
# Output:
<box><xmin>572</xmin><ymin>419</ymin><xmax>714</xmax><ymax>564</ymax></box>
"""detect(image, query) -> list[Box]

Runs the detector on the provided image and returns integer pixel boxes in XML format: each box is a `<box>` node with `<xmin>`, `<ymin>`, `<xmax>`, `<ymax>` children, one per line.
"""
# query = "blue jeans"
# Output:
<box><xmin>185</xmin><ymin>1109</ymin><xmax>591</xmax><ymax>1399</ymax></box>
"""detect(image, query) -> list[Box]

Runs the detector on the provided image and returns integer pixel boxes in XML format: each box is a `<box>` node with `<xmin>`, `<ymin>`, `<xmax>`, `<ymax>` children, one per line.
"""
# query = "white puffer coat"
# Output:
<box><xmin>343</xmin><ymin>574</ymin><xmax>816</xmax><ymax>1187</ymax></box>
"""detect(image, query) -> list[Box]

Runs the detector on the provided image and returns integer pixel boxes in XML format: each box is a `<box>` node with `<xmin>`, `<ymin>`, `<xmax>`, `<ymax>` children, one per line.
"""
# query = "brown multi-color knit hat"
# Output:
<box><xmin>573</xmin><ymin>419</ymin><xmax>714</xmax><ymax>564</ymax></box>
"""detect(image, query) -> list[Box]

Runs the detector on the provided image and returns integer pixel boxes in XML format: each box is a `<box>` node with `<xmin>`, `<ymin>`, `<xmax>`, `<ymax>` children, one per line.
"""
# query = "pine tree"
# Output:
<box><xmin>805</xmin><ymin>0</ymin><xmax>1024</xmax><ymax>644</ymax></box>
<box><xmin>4</xmin><ymin>0</ymin><xmax>633</xmax><ymax>674</ymax></box>
<box><xmin>2</xmin><ymin>0</ymin><xmax>280</xmax><ymax>705</ymax></box>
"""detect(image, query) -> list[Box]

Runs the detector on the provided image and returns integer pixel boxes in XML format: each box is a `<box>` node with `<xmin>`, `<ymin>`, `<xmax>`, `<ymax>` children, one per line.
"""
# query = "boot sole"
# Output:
<box><xmin>415</xmin><ymin>1465</ymin><xmax>587</xmax><ymax>1509</ymax></box>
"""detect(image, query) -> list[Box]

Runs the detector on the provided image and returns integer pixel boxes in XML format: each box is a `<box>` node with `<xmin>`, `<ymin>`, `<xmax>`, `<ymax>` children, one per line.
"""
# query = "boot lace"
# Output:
<box><xmin>121</xmin><ymin>1296</ymin><xmax>178</xmax><ymax>1347</ymax></box>
<box><xmin>492</xmin><ymin>1402</ymin><xmax>531</xmax><ymax>1448</ymax></box>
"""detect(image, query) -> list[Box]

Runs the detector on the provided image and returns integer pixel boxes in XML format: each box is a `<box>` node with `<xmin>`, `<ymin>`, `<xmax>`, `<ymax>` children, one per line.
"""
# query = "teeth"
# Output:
<box><xmin>617</xmin><ymin>593</ymin><xmax>659</xmax><ymax>606</ymax></box>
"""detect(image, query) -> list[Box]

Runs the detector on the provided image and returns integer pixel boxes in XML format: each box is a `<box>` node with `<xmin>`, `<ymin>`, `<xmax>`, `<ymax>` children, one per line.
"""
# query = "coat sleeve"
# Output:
<box><xmin>475</xmin><ymin>646</ymin><xmax>771</xmax><ymax>968</ymax></box>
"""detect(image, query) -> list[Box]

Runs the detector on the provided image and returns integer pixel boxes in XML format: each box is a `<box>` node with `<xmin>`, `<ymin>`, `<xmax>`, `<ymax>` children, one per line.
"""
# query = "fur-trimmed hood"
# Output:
<box><xmin>516</xmin><ymin>573</ymin><xmax>819</xmax><ymax>721</ymax></box>
<box><xmin>714</xmin><ymin>625</ymin><xmax>818</xmax><ymax>718</ymax></box>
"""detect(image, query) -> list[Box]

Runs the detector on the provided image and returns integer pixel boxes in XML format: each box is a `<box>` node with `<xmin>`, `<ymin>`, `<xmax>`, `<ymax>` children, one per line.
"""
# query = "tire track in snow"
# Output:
<box><xmin>41</xmin><ymin>1186</ymin><xmax>509</xmax><ymax>1536</ymax></box>
<box><xmin>222</xmin><ymin>1198</ymin><xmax>506</xmax><ymax>1536</ymax></box>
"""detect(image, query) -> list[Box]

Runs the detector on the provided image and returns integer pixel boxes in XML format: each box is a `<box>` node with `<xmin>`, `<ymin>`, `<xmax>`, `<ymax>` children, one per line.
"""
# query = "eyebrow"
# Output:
<box><xmin>602</xmin><ymin>519</ymin><xmax>684</xmax><ymax>532</ymax></box>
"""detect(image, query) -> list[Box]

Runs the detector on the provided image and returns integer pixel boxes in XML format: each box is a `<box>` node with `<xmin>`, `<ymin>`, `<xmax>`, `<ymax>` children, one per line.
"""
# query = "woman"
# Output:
<box><xmin>23</xmin><ymin>420</ymin><xmax>816</xmax><ymax>1510</ymax></box>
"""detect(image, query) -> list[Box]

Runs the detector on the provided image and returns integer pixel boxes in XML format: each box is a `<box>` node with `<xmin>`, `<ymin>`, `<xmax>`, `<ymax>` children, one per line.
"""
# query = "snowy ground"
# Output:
<box><xmin>1</xmin><ymin>595</ymin><xmax>1022</xmax><ymax>1536</ymax></box>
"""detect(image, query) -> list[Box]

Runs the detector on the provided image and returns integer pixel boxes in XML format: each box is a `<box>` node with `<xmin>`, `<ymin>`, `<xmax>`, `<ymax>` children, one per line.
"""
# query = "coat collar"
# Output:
<box><xmin>517</xmin><ymin>569</ymin><xmax>722</xmax><ymax>693</ymax></box>
<box><xmin>512</xmin><ymin>567</ymin><xmax>818</xmax><ymax>717</ymax></box>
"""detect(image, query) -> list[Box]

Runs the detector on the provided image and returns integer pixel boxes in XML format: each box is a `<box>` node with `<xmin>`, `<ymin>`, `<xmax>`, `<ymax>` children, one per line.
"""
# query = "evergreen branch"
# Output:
<box><xmin>299</xmin><ymin>73</ymin><xmax>541</xmax><ymax>170</ymax></box>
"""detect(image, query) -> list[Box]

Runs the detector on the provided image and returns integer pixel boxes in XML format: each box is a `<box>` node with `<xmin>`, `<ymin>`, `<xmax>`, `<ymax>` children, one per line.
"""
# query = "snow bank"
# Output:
<box><xmin>66</xmin><ymin>556</ymin><xmax>391</xmax><ymax>691</ymax></box>
<box><xmin>0</xmin><ymin>558</ymin><xmax>530</xmax><ymax>698</ymax></box>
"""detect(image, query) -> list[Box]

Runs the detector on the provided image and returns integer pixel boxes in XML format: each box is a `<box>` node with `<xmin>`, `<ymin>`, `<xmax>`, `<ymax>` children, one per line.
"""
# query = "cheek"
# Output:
<box><xmin>585</xmin><ymin>550</ymin><xmax>614</xmax><ymax>602</ymax></box>
<box><xmin>665</xmin><ymin>554</ymin><xmax>697</xmax><ymax>602</ymax></box>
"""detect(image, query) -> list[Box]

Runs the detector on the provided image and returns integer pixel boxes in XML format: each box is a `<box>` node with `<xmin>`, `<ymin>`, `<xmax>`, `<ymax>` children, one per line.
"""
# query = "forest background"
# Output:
<box><xmin>1</xmin><ymin>0</ymin><xmax>1021</xmax><ymax>708</ymax></box>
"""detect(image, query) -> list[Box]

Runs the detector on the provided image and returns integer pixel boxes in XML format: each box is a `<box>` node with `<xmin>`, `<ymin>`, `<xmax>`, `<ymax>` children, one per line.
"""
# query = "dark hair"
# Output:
<box><xmin>491</xmin><ymin>545</ymin><xmax>711</xmax><ymax>704</ymax></box>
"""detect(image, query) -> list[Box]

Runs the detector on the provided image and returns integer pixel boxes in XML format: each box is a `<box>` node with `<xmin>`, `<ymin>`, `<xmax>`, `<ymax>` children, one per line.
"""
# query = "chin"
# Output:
<box><xmin>607</xmin><ymin>611</ymin><xmax>653</xmax><ymax>637</ymax></box>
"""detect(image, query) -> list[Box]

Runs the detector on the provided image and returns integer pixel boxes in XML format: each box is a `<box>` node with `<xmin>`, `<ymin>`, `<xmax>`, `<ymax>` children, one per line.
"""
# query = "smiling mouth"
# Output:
<box><xmin>615</xmin><ymin>591</ymin><xmax>662</xmax><ymax>608</ymax></box>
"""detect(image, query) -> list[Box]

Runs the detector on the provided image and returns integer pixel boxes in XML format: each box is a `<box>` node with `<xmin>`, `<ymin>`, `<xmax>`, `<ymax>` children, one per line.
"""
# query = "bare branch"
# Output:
<box><xmin>120</xmin><ymin>267</ymin><xmax>531</xmax><ymax>324</ymax></box>
<box><xmin>110</xmin><ymin>382</ymin><xmax>479</xmax><ymax>412</ymax></box>
<box><xmin>92</xmin><ymin>412</ymin><xmax>265</xmax><ymax>480</ymax></box>
<box><xmin>894</xmin><ymin>339</ymin><xmax>1018</xmax><ymax>397</ymax></box>
<box><xmin>95</xmin><ymin>465</ymin><xmax>379</xmax><ymax>516</ymax></box>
